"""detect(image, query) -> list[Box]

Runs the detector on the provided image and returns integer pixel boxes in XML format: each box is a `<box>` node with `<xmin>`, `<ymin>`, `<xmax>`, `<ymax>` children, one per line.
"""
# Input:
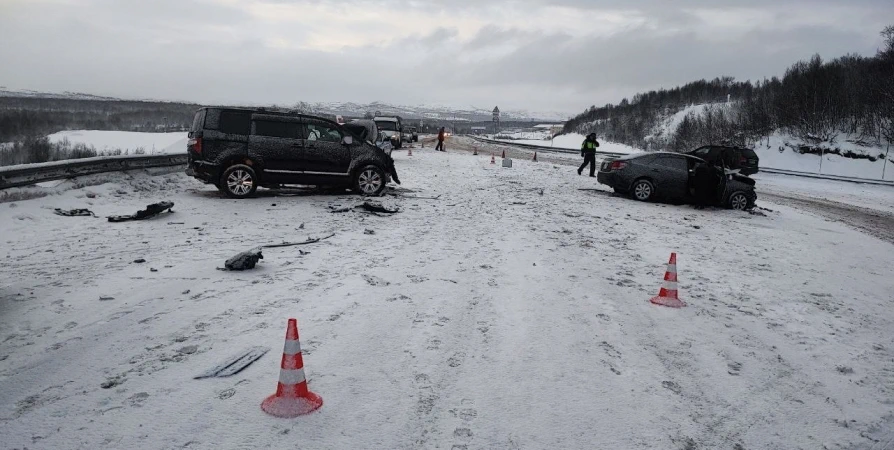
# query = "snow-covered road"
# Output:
<box><xmin>1</xmin><ymin>148</ymin><xmax>893</xmax><ymax>449</ymax></box>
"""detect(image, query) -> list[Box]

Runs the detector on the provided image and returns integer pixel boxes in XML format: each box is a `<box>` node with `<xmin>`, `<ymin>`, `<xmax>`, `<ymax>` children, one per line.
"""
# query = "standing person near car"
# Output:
<box><xmin>435</xmin><ymin>127</ymin><xmax>446</xmax><ymax>152</ymax></box>
<box><xmin>578</xmin><ymin>133</ymin><xmax>600</xmax><ymax>176</ymax></box>
<box><xmin>692</xmin><ymin>161</ymin><xmax>723</xmax><ymax>209</ymax></box>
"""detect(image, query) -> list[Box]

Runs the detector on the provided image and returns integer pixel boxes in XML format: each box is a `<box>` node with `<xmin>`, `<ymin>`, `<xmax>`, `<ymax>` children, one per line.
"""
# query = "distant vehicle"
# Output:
<box><xmin>408</xmin><ymin>127</ymin><xmax>419</xmax><ymax>142</ymax></box>
<box><xmin>344</xmin><ymin>120</ymin><xmax>393</xmax><ymax>155</ymax></box>
<box><xmin>186</xmin><ymin>107</ymin><xmax>400</xmax><ymax>198</ymax></box>
<box><xmin>374</xmin><ymin>116</ymin><xmax>403</xmax><ymax>149</ymax></box>
<box><xmin>596</xmin><ymin>152</ymin><xmax>756</xmax><ymax>210</ymax></box>
<box><xmin>686</xmin><ymin>145</ymin><xmax>759</xmax><ymax>175</ymax></box>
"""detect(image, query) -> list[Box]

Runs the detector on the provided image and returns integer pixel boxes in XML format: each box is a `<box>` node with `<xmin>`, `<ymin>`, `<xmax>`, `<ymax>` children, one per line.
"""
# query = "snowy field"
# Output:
<box><xmin>48</xmin><ymin>130</ymin><xmax>188</xmax><ymax>155</ymax></box>
<box><xmin>755</xmin><ymin>172</ymin><xmax>894</xmax><ymax>215</ymax></box>
<box><xmin>1</xmin><ymin>149</ymin><xmax>893</xmax><ymax>449</ymax></box>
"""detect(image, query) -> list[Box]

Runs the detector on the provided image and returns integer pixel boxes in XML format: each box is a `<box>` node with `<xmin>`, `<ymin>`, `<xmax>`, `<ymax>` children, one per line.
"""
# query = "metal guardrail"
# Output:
<box><xmin>759</xmin><ymin>167</ymin><xmax>894</xmax><ymax>186</ymax></box>
<box><xmin>469</xmin><ymin>136</ymin><xmax>629</xmax><ymax>157</ymax></box>
<box><xmin>472</xmin><ymin>136</ymin><xmax>894</xmax><ymax>186</ymax></box>
<box><xmin>0</xmin><ymin>154</ymin><xmax>188</xmax><ymax>190</ymax></box>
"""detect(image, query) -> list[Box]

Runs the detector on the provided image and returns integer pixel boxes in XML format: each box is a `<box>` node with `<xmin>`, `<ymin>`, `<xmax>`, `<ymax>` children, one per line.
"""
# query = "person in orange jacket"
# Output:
<box><xmin>435</xmin><ymin>127</ymin><xmax>446</xmax><ymax>152</ymax></box>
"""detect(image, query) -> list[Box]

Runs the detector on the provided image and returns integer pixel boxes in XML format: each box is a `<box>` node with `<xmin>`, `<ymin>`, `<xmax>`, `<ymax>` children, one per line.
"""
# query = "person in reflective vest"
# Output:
<box><xmin>578</xmin><ymin>133</ymin><xmax>600</xmax><ymax>176</ymax></box>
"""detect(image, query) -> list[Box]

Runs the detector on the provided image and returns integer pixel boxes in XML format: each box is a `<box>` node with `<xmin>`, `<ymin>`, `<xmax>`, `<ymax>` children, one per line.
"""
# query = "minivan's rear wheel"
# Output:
<box><xmin>354</xmin><ymin>165</ymin><xmax>386</xmax><ymax>196</ymax></box>
<box><xmin>729</xmin><ymin>192</ymin><xmax>749</xmax><ymax>211</ymax></box>
<box><xmin>221</xmin><ymin>164</ymin><xmax>257</xmax><ymax>198</ymax></box>
<box><xmin>632</xmin><ymin>179</ymin><xmax>654</xmax><ymax>201</ymax></box>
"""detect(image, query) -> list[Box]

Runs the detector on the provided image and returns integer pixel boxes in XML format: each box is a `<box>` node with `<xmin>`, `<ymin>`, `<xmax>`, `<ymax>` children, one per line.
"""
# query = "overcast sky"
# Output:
<box><xmin>0</xmin><ymin>0</ymin><xmax>891</xmax><ymax>115</ymax></box>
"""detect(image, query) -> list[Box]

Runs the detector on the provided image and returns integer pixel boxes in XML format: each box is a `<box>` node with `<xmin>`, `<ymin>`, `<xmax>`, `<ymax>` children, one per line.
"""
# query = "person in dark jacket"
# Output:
<box><xmin>435</xmin><ymin>127</ymin><xmax>446</xmax><ymax>152</ymax></box>
<box><xmin>578</xmin><ymin>133</ymin><xmax>600</xmax><ymax>176</ymax></box>
<box><xmin>692</xmin><ymin>162</ymin><xmax>724</xmax><ymax>209</ymax></box>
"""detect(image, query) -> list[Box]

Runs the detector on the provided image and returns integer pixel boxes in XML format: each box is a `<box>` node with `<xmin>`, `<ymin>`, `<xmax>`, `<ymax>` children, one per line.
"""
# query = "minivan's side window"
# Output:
<box><xmin>254</xmin><ymin>120</ymin><xmax>301</xmax><ymax>139</ymax></box>
<box><xmin>306</xmin><ymin>122</ymin><xmax>342</xmax><ymax>143</ymax></box>
<box><xmin>692</xmin><ymin>147</ymin><xmax>711</xmax><ymax>157</ymax></box>
<box><xmin>217</xmin><ymin>111</ymin><xmax>251</xmax><ymax>135</ymax></box>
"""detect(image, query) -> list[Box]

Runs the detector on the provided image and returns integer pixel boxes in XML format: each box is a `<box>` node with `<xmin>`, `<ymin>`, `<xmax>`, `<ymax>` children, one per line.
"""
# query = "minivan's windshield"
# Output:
<box><xmin>376</xmin><ymin>121</ymin><xmax>398</xmax><ymax>131</ymax></box>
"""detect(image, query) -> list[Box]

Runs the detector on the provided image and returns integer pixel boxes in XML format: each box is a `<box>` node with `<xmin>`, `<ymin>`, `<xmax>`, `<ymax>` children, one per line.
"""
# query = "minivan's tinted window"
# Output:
<box><xmin>306</xmin><ymin>122</ymin><xmax>342</xmax><ymax>143</ymax></box>
<box><xmin>217</xmin><ymin>111</ymin><xmax>251</xmax><ymax>135</ymax></box>
<box><xmin>740</xmin><ymin>148</ymin><xmax>758</xmax><ymax>159</ymax></box>
<box><xmin>190</xmin><ymin>110</ymin><xmax>206</xmax><ymax>133</ymax></box>
<box><xmin>254</xmin><ymin>120</ymin><xmax>301</xmax><ymax>139</ymax></box>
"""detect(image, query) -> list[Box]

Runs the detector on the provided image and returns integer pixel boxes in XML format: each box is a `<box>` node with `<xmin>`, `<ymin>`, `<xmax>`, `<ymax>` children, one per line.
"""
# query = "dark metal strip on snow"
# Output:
<box><xmin>759</xmin><ymin>167</ymin><xmax>894</xmax><ymax>186</ymax></box>
<box><xmin>468</xmin><ymin>136</ymin><xmax>629</xmax><ymax>157</ymax></box>
<box><xmin>0</xmin><ymin>154</ymin><xmax>189</xmax><ymax>190</ymax></box>
<box><xmin>193</xmin><ymin>346</ymin><xmax>270</xmax><ymax>379</ymax></box>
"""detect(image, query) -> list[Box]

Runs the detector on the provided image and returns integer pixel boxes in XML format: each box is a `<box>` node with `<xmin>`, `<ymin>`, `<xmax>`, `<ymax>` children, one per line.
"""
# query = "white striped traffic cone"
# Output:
<box><xmin>649</xmin><ymin>253</ymin><xmax>686</xmax><ymax>308</ymax></box>
<box><xmin>408</xmin><ymin>146</ymin><xmax>413</xmax><ymax>156</ymax></box>
<box><xmin>261</xmin><ymin>318</ymin><xmax>323</xmax><ymax>417</ymax></box>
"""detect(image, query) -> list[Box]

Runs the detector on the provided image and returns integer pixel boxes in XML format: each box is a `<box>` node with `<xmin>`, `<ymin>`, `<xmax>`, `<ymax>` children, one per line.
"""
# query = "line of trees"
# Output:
<box><xmin>0</xmin><ymin>97</ymin><xmax>199</xmax><ymax>142</ymax></box>
<box><xmin>564</xmin><ymin>26</ymin><xmax>894</xmax><ymax>154</ymax></box>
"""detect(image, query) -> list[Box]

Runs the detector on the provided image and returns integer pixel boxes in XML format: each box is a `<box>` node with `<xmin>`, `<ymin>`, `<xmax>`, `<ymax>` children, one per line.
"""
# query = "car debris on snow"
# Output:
<box><xmin>261</xmin><ymin>233</ymin><xmax>336</xmax><ymax>248</ymax></box>
<box><xmin>53</xmin><ymin>208</ymin><xmax>96</xmax><ymax>217</ymax></box>
<box><xmin>194</xmin><ymin>346</ymin><xmax>270</xmax><ymax>379</ymax></box>
<box><xmin>329</xmin><ymin>201</ymin><xmax>400</xmax><ymax>214</ymax></box>
<box><xmin>107</xmin><ymin>201</ymin><xmax>174</xmax><ymax>222</ymax></box>
<box><xmin>222</xmin><ymin>248</ymin><xmax>264</xmax><ymax>271</ymax></box>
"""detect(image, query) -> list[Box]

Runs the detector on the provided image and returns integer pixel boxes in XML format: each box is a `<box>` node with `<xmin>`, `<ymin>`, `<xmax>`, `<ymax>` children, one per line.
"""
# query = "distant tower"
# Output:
<box><xmin>492</xmin><ymin>106</ymin><xmax>501</xmax><ymax>136</ymax></box>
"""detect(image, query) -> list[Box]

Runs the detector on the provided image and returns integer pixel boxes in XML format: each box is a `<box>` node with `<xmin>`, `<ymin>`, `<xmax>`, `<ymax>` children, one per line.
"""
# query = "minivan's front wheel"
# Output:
<box><xmin>728</xmin><ymin>192</ymin><xmax>749</xmax><ymax>211</ymax></box>
<box><xmin>632</xmin><ymin>179</ymin><xmax>654</xmax><ymax>201</ymax></box>
<box><xmin>221</xmin><ymin>164</ymin><xmax>258</xmax><ymax>198</ymax></box>
<box><xmin>354</xmin><ymin>165</ymin><xmax>386</xmax><ymax>196</ymax></box>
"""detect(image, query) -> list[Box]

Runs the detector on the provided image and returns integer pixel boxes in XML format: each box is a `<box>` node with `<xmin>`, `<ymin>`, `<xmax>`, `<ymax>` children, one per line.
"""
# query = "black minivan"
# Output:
<box><xmin>186</xmin><ymin>107</ymin><xmax>399</xmax><ymax>198</ymax></box>
<box><xmin>686</xmin><ymin>145</ymin><xmax>759</xmax><ymax>175</ymax></box>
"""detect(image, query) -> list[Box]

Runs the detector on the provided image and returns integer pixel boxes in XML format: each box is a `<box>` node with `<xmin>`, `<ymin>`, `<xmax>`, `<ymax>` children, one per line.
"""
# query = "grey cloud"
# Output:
<box><xmin>0</xmin><ymin>0</ymin><xmax>891</xmax><ymax>114</ymax></box>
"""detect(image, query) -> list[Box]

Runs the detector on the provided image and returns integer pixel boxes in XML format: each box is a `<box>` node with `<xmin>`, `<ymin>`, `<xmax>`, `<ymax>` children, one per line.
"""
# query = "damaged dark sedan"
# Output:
<box><xmin>596</xmin><ymin>152</ymin><xmax>757</xmax><ymax>210</ymax></box>
<box><xmin>186</xmin><ymin>107</ymin><xmax>400</xmax><ymax>198</ymax></box>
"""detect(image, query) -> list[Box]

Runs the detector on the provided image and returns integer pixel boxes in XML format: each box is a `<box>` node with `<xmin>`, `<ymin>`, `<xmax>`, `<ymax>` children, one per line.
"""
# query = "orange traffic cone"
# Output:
<box><xmin>261</xmin><ymin>319</ymin><xmax>323</xmax><ymax>417</ymax></box>
<box><xmin>490</xmin><ymin>154</ymin><xmax>496</xmax><ymax>164</ymax></box>
<box><xmin>501</xmin><ymin>150</ymin><xmax>506</xmax><ymax>159</ymax></box>
<box><xmin>408</xmin><ymin>147</ymin><xmax>413</xmax><ymax>156</ymax></box>
<box><xmin>532</xmin><ymin>152</ymin><xmax>538</xmax><ymax>162</ymax></box>
<box><xmin>650</xmin><ymin>253</ymin><xmax>685</xmax><ymax>308</ymax></box>
<box><xmin>473</xmin><ymin>146</ymin><xmax>478</xmax><ymax>156</ymax></box>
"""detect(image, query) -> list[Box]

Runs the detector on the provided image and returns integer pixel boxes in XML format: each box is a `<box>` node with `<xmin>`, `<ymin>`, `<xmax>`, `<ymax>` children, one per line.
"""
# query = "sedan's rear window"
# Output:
<box><xmin>654</xmin><ymin>156</ymin><xmax>687</xmax><ymax>170</ymax></box>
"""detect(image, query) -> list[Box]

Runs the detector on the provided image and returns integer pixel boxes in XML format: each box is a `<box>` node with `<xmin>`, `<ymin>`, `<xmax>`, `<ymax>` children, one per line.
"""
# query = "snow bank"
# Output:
<box><xmin>47</xmin><ymin>130</ymin><xmax>188</xmax><ymax>155</ymax></box>
<box><xmin>2</xmin><ymin>150</ymin><xmax>893</xmax><ymax>449</ymax></box>
<box><xmin>753</xmin><ymin>134</ymin><xmax>893</xmax><ymax>181</ymax></box>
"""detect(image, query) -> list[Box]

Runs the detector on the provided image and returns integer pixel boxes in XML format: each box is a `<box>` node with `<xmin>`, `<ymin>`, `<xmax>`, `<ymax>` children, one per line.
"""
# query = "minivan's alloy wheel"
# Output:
<box><xmin>729</xmin><ymin>192</ymin><xmax>749</xmax><ymax>211</ymax></box>
<box><xmin>632</xmin><ymin>180</ymin><xmax>653</xmax><ymax>201</ymax></box>
<box><xmin>355</xmin><ymin>165</ymin><xmax>385</xmax><ymax>196</ymax></box>
<box><xmin>221</xmin><ymin>164</ymin><xmax>258</xmax><ymax>198</ymax></box>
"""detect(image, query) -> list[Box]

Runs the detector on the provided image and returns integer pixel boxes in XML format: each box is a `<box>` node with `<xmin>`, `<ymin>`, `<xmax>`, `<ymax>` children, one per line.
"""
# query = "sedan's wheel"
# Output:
<box><xmin>632</xmin><ymin>179</ymin><xmax>654</xmax><ymax>201</ymax></box>
<box><xmin>729</xmin><ymin>192</ymin><xmax>749</xmax><ymax>211</ymax></box>
<box><xmin>354</xmin><ymin>165</ymin><xmax>386</xmax><ymax>196</ymax></box>
<box><xmin>221</xmin><ymin>164</ymin><xmax>258</xmax><ymax>198</ymax></box>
